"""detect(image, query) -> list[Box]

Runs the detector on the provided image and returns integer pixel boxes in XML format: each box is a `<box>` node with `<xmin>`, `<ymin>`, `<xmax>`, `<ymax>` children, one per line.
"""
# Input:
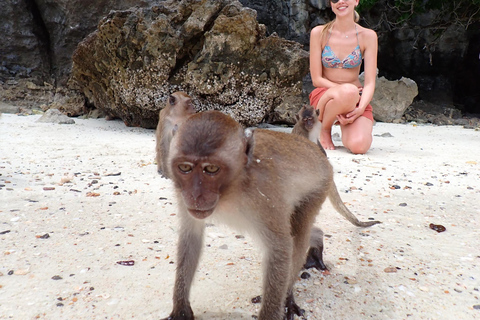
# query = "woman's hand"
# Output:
<box><xmin>336</xmin><ymin>94</ymin><xmax>364</xmax><ymax>125</ymax></box>
<box><xmin>337</xmin><ymin>110</ymin><xmax>360</xmax><ymax>125</ymax></box>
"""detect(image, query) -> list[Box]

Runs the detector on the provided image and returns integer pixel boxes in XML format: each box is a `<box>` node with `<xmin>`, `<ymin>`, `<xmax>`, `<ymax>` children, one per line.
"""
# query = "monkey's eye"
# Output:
<box><xmin>203</xmin><ymin>164</ymin><xmax>220</xmax><ymax>175</ymax></box>
<box><xmin>178</xmin><ymin>163</ymin><xmax>193</xmax><ymax>173</ymax></box>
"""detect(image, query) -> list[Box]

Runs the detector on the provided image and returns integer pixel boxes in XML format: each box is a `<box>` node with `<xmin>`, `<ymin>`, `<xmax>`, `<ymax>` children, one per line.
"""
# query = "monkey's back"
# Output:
<box><xmin>244</xmin><ymin>129</ymin><xmax>333</xmax><ymax>208</ymax></box>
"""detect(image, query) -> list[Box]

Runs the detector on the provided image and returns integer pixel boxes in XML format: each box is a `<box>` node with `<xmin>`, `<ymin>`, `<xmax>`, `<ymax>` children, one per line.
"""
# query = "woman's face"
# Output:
<box><xmin>330</xmin><ymin>0</ymin><xmax>359</xmax><ymax>17</ymax></box>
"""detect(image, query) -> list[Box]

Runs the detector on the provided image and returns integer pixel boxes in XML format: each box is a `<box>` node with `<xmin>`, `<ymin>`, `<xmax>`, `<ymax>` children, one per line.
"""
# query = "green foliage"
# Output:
<box><xmin>357</xmin><ymin>0</ymin><xmax>379</xmax><ymax>12</ymax></box>
<box><xmin>357</xmin><ymin>0</ymin><xmax>480</xmax><ymax>13</ymax></box>
<box><xmin>357</xmin><ymin>0</ymin><xmax>480</xmax><ymax>29</ymax></box>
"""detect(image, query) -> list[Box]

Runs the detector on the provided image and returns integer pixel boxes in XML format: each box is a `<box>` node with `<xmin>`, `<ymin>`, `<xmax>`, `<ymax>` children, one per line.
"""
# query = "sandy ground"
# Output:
<box><xmin>1</xmin><ymin>113</ymin><xmax>479</xmax><ymax>320</ymax></box>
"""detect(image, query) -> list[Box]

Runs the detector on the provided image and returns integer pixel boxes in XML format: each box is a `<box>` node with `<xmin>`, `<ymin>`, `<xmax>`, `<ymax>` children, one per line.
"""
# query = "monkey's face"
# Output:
<box><xmin>171</xmin><ymin>157</ymin><xmax>231</xmax><ymax>220</ymax></box>
<box><xmin>303</xmin><ymin>116</ymin><xmax>315</xmax><ymax>130</ymax></box>
<box><xmin>168</xmin><ymin>110</ymin><xmax>247</xmax><ymax>220</ymax></box>
<box><xmin>298</xmin><ymin>106</ymin><xmax>320</xmax><ymax>131</ymax></box>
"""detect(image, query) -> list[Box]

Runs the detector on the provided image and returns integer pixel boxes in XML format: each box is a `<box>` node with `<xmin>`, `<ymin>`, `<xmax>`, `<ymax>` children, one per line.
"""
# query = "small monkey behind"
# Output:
<box><xmin>292</xmin><ymin>105</ymin><xmax>380</xmax><ymax>270</ymax></box>
<box><xmin>155</xmin><ymin>92</ymin><xmax>195</xmax><ymax>178</ymax></box>
<box><xmin>292</xmin><ymin>105</ymin><xmax>325</xmax><ymax>155</ymax></box>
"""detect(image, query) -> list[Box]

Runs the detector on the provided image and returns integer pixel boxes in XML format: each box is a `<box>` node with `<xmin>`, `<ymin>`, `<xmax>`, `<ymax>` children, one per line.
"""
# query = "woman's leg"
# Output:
<box><xmin>315</xmin><ymin>84</ymin><xmax>360</xmax><ymax>150</ymax></box>
<box><xmin>340</xmin><ymin>116</ymin><xmax>373</xmax><ymax>154</ymax></box>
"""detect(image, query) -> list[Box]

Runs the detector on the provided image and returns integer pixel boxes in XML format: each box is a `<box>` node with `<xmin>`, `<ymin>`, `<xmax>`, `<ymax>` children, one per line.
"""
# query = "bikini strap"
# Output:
<box><xmin>355</xmin><ymin>24</ymin><xmax>359</xmax><ymax>46</ymax></box>
<box><xmin>325</xmin><ymin>25</ymin><xmax>333</xmax><ymax>46</ymax></box>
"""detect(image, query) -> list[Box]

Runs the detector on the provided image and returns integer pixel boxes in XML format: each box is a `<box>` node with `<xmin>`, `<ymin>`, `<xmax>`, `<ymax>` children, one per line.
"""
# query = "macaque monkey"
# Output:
<box><xmin>162</xmin><ymin>110</ymin><xmax>379</xmax><ymax>320</ymax></box>
<box><xmin>155</xmin><ymin>92</ymin><xmax>195</xmax><ymax>178</ymax></box>
<box><xmin>292</xmin><ymin>105</ymin><xmax>325</xmax><ymax>155</ymax></box>
<box><xmin>292</xmin><ymin>105</ymin><xmax>380</xmax><ymax>270</ymax></box>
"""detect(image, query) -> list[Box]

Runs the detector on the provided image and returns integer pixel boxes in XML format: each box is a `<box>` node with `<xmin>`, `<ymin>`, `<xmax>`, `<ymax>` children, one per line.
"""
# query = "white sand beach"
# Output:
<box><xmin>1</xmin><ymin>113</ymin><xmax>479</xmax><ymax>319</ymax></box>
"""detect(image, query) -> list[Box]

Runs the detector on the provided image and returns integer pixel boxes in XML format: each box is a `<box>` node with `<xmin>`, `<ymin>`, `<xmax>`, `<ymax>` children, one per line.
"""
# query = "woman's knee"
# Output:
<box><xmin>332</xmin><ymin>84</ymin><xmax>360</xmax><ymax>105</ymax></box>
<box><xmin>343</xmin><ymin>133</ymin><xmax>372</xmax><ymax>154</ymax></box>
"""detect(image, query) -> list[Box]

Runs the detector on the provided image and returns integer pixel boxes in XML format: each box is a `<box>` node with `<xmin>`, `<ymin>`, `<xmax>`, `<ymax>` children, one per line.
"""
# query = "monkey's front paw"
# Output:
<box><xmin>284</xmin><ymin>294</ymin><xmax>305</xmax><ymax>320</ymax></box>
<box><xmin>161</xmin><ymin>308</ymin><xmax>194</xmax><ymax>320</ymax></box>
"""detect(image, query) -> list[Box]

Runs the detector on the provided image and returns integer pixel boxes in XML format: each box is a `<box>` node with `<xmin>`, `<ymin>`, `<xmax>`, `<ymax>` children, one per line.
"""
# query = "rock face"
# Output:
<box><xmin>71</xmin><ymin>0</ymin><xmax>309</xmax><ymax>128</ymax></box>
<box><xmin>2</xmin><ymin>0</ymin><xmax>479</xmax><ymax>121</ymax></box>
<box><xmin>238</xmin><ymin>0</ymin><xmax>325</xmax><ymax>46</ymax></box>
<box><xmin>32</xmin><ymin>0</ymin><xmax>149</xmax><ymax>86</ymax></box>
<box><xmin>0</xmin><ymin>0</ymin><xmax>50</xmax><ymax>81</ymax></box>
<box><xmin>0</xmin><ymin>0</ymin><xmax>149</xmax><ymax>115</ymax></box>
<box><xmin>374</xmin><ymin>20</ymin><xmax>475</xmax><ymax>113</ymax></box>
<box><xmin>370</xmin><ymin>77</ymin><xmax>418</xmax><ymax>123</ymax></box>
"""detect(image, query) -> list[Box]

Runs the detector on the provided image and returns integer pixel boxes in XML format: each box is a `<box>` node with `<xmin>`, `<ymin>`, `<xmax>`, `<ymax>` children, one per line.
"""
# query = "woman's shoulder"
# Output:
<box><xmin>311</xmin><ymin>25</ymin><xmax>326</xmax><ymax>35</ymax></box>
<box><xmin>357</xmin><ymin>24</ymin><xmax>377</xmax><ymax>40</ymax></box>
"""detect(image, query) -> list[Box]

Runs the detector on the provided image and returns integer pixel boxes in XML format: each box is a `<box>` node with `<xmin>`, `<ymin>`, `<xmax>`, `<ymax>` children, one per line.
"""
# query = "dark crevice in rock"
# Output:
<box><xmin>25</xmin><ymin>0</ymin><xmax>53</xmax><ymax>84</ymax></box>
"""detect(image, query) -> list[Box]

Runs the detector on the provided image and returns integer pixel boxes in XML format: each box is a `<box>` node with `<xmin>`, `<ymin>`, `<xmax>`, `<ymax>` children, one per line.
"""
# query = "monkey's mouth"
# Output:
<box><xmin>188</xmin><ymin>209</ymin><xmax>214</xmax><ymax>220</ymax></box>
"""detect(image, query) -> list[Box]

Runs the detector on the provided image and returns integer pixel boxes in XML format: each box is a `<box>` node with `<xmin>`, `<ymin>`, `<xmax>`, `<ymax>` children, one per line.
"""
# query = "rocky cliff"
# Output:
<box><xmin>70</xmin><ymin>0</ymin><xmax>308</xmax><ymax>127</ymax></box>
<box><xmin>1</xmin><ymin>0</ymin><xmax>479</xmax><ymax>125</ymax></box>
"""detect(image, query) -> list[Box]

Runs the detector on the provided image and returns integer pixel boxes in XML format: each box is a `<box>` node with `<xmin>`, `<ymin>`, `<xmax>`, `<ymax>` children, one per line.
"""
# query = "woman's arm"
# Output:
<box><xmin>339</xmin><ymin>28</ymin><xmax>377</xmax><ymax>124</ymax></box>
<box><xmin>357</xmin><ymin>28</ymin><xmax>378</xmax><ymax>111</ymax></box>
<box><xmin>309</xmin><ymin>26</ymin><xmax>338</xmax><ymax>88</ymax></box>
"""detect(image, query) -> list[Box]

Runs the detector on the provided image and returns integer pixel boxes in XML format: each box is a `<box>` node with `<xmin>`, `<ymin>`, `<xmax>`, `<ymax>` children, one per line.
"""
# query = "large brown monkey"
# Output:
<box><xmin>162</xmin><ymin>111</ymin><xmax>379</xmax><ymax>320</ymax></box>
<box><xmin>292</xmin><ymin>105</ymin><xmax>326</xmax><ymax>156</ymax></box>
<box><xmin>155</xmin><ymin>92</ymin><xmax>195</xmax><ymax>178</ymax></box>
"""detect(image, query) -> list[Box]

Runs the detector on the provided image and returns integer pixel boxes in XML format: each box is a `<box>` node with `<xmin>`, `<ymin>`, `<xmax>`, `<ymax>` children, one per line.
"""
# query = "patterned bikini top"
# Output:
<box><xmin>322</xmin><ymin>25</ymin><xmax>362</xmax><ymax>69</ymax></box>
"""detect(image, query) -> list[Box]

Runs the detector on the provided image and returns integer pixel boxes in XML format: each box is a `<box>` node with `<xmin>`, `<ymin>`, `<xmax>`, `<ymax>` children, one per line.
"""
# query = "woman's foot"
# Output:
<box><xmin>319</xmin><ymin>129</ymin><xmax>335</xmax><ymax>150</ymax></box>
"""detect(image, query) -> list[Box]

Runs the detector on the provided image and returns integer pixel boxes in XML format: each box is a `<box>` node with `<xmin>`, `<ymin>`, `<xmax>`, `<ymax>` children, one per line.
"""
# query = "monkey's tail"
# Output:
<box><xmin>329</xmin><ymin>181</ymin><xmax>381</xmax><ymax>227</ymax></box>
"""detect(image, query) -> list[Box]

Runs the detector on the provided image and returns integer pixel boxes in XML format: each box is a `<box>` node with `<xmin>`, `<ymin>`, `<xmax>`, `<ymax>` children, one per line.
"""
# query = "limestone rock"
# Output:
<box><xmin>36</xmin><ymin>109</ymin><xmax>75</xmax><ymax>124</ymax></box>
<box><xmin>0</xmin><ymin>102</ymin><xmax>21</xmax><ymax>114</ymax></box>
<box><xmin>71</xmin><ymin>0</ymin><xmax>309</xmax><ymax>128</ymax></box>
<box><xmin>266</xmin><ymin>94</ymin><xmax>307</xmax><ymax>124</ymax></box>
<box><xmin>46</xmin><ymin>88</ymin><xmax>86</xmax><ymax>117</ymax></box>
<box><xmin>361</xmin><ymin>74</ymin><xmax>418</xmax><ymax>123</ymax></box>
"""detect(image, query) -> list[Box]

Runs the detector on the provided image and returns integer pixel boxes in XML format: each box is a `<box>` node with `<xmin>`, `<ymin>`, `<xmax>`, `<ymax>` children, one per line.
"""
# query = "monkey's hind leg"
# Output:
<box><xmin>304</xmin><ymin>226</ymin><xmax>328</xmax><ymax>271</ymax></box>
<box><xmin>285</xmin><ymin>197</ymin><xmax>324</xmax><ymax>319</ymax></box>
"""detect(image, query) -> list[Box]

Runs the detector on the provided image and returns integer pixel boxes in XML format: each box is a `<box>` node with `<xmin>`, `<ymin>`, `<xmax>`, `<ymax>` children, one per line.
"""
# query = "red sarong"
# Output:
<box><xmin>309</xmin><ymin>87</ymin><xmax>374</xmax><ymax>122</ymax></box>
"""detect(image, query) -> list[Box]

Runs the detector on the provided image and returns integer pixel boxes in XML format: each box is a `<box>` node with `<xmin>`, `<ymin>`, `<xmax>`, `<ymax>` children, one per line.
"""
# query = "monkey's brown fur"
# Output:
<box><xmin>161</xmin><ymin>111</ymin><xmax>380</xmax><ymax>320</ymax></box>
<box><xmin>155</xmin><ymin>92</ymin><xmax>195</xmax><ymax>179</ymax></box>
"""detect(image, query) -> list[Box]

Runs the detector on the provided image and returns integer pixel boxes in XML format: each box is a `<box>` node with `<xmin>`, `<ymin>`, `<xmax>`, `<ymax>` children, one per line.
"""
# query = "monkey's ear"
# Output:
<box><xmin>315</xmin><ymin>108</ymin><xmax>320</xmax><ymax>116</ymax></box>
<box><xmin>244</xmin><ymin>128</ymin><xmax>255</xmax><ymax>166</ymax></box>
<box><xmin>169</xmin><ymin>95</ymin><xmax>176</xmax><ymax>106</ymax></box>
<box><xmin>295</xmin><ymin>113</ymin><xmax>300</xmax><ymax>121</ymax></box>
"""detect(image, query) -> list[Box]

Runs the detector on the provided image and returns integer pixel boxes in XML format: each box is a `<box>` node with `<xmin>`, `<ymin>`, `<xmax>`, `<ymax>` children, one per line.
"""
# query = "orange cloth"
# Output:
<box><xmin>309</xmin><ymin>87</ymin><xmax>374</xmax><ymax>122</ymax></box>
